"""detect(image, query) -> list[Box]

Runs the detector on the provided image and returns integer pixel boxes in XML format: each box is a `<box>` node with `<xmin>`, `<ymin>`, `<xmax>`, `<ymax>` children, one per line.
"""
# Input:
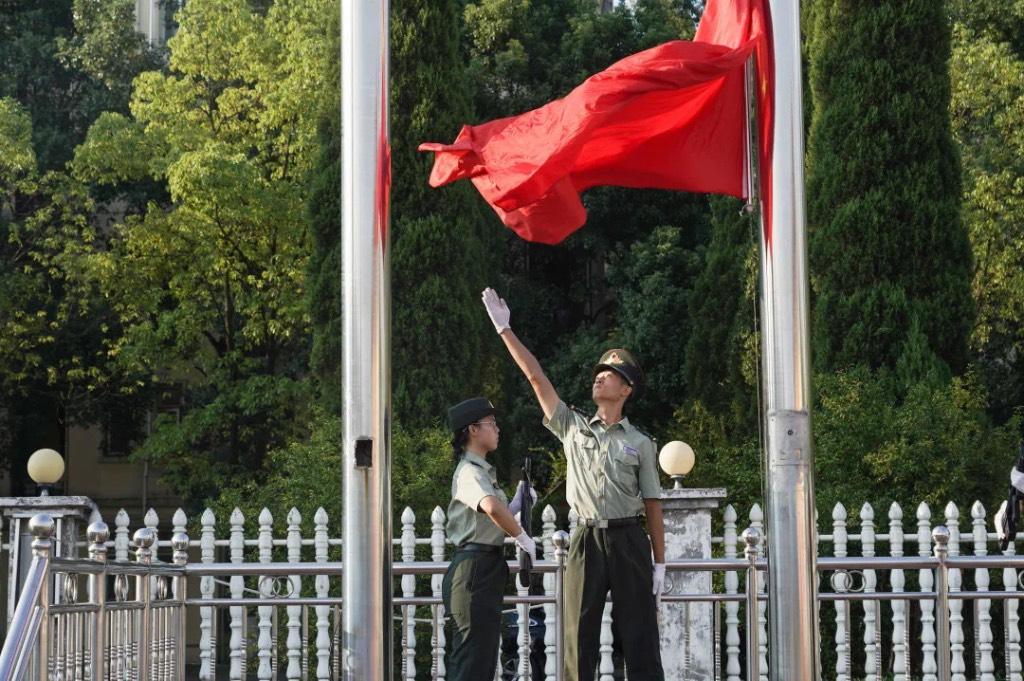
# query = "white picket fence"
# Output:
<box><xmin>9</xmin><ymin>497</ymin><xmax>1024</xmax><ymax>680</ymax></box>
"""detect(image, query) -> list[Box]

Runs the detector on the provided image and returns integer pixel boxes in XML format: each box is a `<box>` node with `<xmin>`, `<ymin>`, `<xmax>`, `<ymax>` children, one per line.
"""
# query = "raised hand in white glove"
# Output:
<box><xmin>513</xmin><ymin>531</ymin><xmax>537</xmax><ymax>557</ymax></box>
<box><xmin>481</xmin><ymin>287</ymin><xmax>511</xmax><ymax>334</ymax></box>
<box><xmin>652</xmin><ymin>563</ymin><xmax>666</xmax><ymax>600</ymax></box>
<box><xmin>508</xmin><ymin>481</ymin><xmax>538</xmax><ymax>516</ymax></box>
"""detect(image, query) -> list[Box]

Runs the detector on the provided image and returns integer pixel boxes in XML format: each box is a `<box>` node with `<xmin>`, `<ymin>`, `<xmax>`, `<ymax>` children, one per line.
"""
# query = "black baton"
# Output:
<box><xmin>519</xmin><ymin>455</ymin><xmax>534</xmax><ymax>587</ymax></box>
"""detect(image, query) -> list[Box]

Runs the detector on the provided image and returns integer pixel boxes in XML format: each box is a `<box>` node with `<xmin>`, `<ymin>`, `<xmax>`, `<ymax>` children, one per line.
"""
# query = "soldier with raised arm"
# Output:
<box><xmin>481</xmin><ymin>288</ymin><xmax>666</xmax><ymax>681</ymax></box>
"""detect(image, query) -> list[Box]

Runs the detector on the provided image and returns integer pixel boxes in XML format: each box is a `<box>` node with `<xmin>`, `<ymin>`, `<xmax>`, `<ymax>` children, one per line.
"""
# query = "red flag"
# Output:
<box><xmin>419</xmin><ymin>0</ymin><xmax>773</xmax><ymax>245</ymax></box>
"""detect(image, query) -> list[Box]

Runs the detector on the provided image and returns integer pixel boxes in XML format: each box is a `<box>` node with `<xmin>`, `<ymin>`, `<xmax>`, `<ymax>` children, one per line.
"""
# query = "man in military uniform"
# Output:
<box><xmin>481</xmin><ymin>288</ymin><xmax>666</xmax><ymax>681</ymax></box>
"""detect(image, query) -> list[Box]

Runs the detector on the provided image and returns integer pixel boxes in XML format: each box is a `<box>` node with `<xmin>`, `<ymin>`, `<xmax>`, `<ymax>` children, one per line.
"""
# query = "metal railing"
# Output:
<box><xmin>2</xmin><ymin>513</ymin><xmax>1024</xmax><ymax>681</ymax></box>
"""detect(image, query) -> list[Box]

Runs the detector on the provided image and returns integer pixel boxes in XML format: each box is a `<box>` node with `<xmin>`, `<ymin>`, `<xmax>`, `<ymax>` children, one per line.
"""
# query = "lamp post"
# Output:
<box><xmin>2</xmin><ymin>449</ymin><xmax>91</xmax><ymax>630</ymax></box>
<box><xmin>26</xmin><ymin>449</ymin><xmax>65</xmax><ymax>497</ymax></box>
<box><xmin>656</xmin><ymin>440</ymin><xmax>725</xmax><ymax>679</ymax></box>
<box><xmin>659</xmin><ymin>441</ymin><xmax>696</xmax><ymax>490</ymax></box>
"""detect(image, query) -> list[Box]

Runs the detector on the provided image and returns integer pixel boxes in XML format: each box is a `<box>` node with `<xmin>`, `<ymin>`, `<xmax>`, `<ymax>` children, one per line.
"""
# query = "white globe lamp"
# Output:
<box><xmin>659</xmin><ymin>441</ymin><xmax>695</xmax><ymax>490</ymax></box>
<box><xmin>27</xmin><ymin>448</ymin><xmax>65</xmax><ymax>496</ymax></box>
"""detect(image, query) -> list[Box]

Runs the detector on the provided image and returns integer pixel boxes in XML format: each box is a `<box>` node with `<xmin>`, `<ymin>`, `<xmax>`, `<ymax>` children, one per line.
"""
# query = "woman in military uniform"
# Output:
<box><xmin>443</xmin><ymin>397</ymin><xmax>537</xmax><ymax>681</ymax></box>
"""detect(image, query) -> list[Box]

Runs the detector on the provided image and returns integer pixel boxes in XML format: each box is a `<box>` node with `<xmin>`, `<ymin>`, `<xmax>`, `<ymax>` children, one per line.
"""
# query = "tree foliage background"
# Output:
<box><xmin>0</xmin><ymin>0</ymin><xmax>1021</xmax><ymax>536</ymax></box>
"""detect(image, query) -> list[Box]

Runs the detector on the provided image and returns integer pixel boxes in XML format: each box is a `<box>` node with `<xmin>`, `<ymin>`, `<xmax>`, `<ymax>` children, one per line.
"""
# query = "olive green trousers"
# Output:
<box><xmin>442</xmin><ymin>548</ymin><xmax>509</xmax><ymax>681</ymax></box>
<box><xmin>564</xmin><ymin>524</ymin><xmax>664</xmax><ymax>681</ymax></box>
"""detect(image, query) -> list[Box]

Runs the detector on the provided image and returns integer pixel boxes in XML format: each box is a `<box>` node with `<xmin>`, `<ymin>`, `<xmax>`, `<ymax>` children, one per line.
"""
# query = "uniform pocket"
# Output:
<box><xmin>611</xmin><ymin>448</ymin><xmax>640</xmax><ymax>467</ymax></box>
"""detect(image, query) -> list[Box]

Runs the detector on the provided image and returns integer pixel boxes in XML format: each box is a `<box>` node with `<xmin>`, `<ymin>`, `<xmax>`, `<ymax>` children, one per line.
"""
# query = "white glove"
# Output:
<box><xmin>652</xmin><ymin>563</ymin><xmax>666</xmax><ymax>598</ymax></box>
<box><xmin>508</xmin><ymin>481</ymin><xmax>538</xmax><ymax>516</ymax></box>
<box><xmin>513</xmin><ymin>531</ymin><xmax>537</xmax><ymax>557</ymax></box>
<box><xmin>996</xmin><ymin>500</ymin><xmax>1009</xmax><ymax>542</ymax></box>
<box><xmin>481</xmin><ymin>287</ymin><xmax>511</xmax><ymax>334</ymax></box>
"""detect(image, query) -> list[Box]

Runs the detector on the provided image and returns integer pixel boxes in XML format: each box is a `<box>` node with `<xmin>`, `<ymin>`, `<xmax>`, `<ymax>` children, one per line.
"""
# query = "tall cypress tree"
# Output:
<box><xmin>805</xmin><ymin>0</ymin><xmax>974</xmax><ymax>380</ymax></box>
<box><xmin>389</xmin><ymin>0</ymin><xmax>496</xmax><ymax>427</ymax></box>
<box><xmin>684</xmin><ymin>197</ymin><xmax>759</xmax><ymax>429</ymax></box>
<box><xmin>307</xmin><ymin>98</ymin><xmax>341</xmax><ymax>412</ymax></box>
<box><xmin>307</xmin><ymin>1</ymin><xmax>495</xmax><ymax>424</ymax></box>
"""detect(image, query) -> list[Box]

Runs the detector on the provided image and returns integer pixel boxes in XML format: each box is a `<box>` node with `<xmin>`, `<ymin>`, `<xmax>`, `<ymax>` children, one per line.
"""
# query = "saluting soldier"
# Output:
<box><xmin>443</xmin><ymin>397</ymin><xmax>538</xmax><ymax>681</ymax></box>
<box><xmin>481</xmin><ymin>288</ymin><xmax>666</xmax><ymax>681</ymax></box>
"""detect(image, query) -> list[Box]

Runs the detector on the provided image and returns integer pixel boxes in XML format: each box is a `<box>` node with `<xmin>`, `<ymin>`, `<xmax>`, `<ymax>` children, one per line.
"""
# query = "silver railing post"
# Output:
<box><xmin>743</xmin><ymin>527</ymin><xmax>762</xmax><ymax>681</ymax></box>
<box><xmin>87</xmin><ymin>521</ymin><xmax>109</xmax><ymax>681</ymax></box>
<box><xmin>172</xmin><ymin>531</ymin><xmax>189</xmax><ymax>681</ymax></box>
<box><xmin>340</xmin><ymin>0</ymin><xmax>392</xmax><ymax>677</ymax></box>
<box><xmin>34</xmin><ymin>514</ymin><xmax>54</xmax><ymax>681</ymax></box>
<box><xmin>552</xmin><ymin>530</ymin><xmax>570</xmax><ymax>681</ymax></box>
<box><xmin>0</xmin><ymin>514</ymin><xmax>54</xmax><ymax>681</ymax></box>
<box><xmin>933</xmin><ymin>526</ymin><xmax>952</xmax><ymax>681</ymax></box>
<box><xmin>135</xmin><ymin>527</ymin><xmax>156</xmax><ymax>681</ymax></box>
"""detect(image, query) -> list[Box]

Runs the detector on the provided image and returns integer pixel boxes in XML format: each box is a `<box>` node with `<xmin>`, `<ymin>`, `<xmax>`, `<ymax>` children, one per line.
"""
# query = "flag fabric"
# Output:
<box><xmin>418</xmin><ymin>0</ymin><xmax>773</xmax><ymax>245</ymax></box>
<box><xmin>996</xmin><ymin>444</ymin><xmax>1024</xmax><ymax>551</ymax></box>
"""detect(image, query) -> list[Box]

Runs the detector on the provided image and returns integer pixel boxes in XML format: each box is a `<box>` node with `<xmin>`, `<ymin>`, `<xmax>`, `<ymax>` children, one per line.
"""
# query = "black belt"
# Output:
<box><xmin>579</xmin><ymin>516</ymin><xmax>643</xmax><ymax>529</ymax></box>
<box><xmin>457</xmin><ymin>542</ymin><xmax>503</xmax><ymax>554</ymax></box>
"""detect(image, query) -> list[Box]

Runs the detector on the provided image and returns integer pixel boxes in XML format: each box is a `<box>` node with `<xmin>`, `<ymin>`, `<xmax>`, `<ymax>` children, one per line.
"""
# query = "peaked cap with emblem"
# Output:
<box><xmin>447</xmin><ymin>397</ymin><xmax>496</xmax><ymax>432</ymax></box>
<box><xmin>594</xmin><ymin>348</ymin><xmax>644</xmax><ymax>396</ymax></box>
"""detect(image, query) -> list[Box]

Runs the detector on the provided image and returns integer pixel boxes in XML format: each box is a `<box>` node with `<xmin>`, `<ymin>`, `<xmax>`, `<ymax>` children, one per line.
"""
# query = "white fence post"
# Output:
<box><xmin>918</xmin><ymin>502</ymin><xmax>937</xmax><ymax>681</ymax></box>
<box><xmin>889</xmin><ymin>502</ymin><xmax>909</xmax><ymax>681</ymax></box>
<box><xmin>258</xmin><ymin>508</ymin><xmax>274</xmax><ymax>681</ymax></box>
<box><xmin>542</xmin><ymin>505</ymin><xmax>557</xmax><ymax>681</ymax></box>
<box><xmin>314</xmin><ymin>507</ymin><xmax>331</xmax><ymax>681</ymax></box>
<box><xmin>833</xmin><ymin>503</ymin><xmax>850</xmax><ymax>681</ymax></box>
<box><xmin>1003</xmin><ymin>510</ymin><xmax>1023</xmax><ymax>681</ymax></box>
<box><xmin>115</xmin><ymin>509</ymin><xmax>130</xmax><ymax>561</ymax></box>
<box><xmin>946</xmin><ymin>502</ymin><xmax>965</xmax><ymax>681</ymax></box>
<box><xmin>861</xmin><ymin>502</ymin><xmax>878</xmax><ymax>681</ymax></box>
<box><xmin>286</xmin><ymin>507</ymin><xmax>302</xmax><ymax>681</ymax></box>
<box><xmin>599</xmin><ymin>601</ymin><xmax>614</xmax><ymax>681</ymax></box>
<box><xmin>972</xmin><ymin>501</ymin><xmax>995</xmax><ymax>681</ymax></box>
<box><xmin>431</xmin><ymin>506</ymin><xmax>447</xmax><ymax>681</ymax></box>
<box><xmin>724</xmin><ymin>504</ymin><xmax>741</xmax><ymax>681</ymax></box>
<box><xmin>401</xmin><ymin>507</ymin><xmax>416</xmax><ymax>681</ymax></box>
<box><xmin>199</xmin><ymin>508</ymin><xmax>216</xmax><ymax>681</ymax></box>
<box><xmin>750</xmin><ymin>503</ymin><xmax>767</xmax><ymax>681</ymax></box>
<box><xmin>229</xmin><ymin>508</ymin><xmax>245</xmax><ymax>681</ymax></box>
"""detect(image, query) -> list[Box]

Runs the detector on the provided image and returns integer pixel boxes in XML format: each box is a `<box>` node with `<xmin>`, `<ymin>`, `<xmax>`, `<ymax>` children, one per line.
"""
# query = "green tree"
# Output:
<box><xmin>805</xmin><ymin>0</ymin><xmax>974</xmax><ymax>380</ymax></box>
<box><xmin>0</xmin><ymin>0</ymin><xmax>159</xmax><ymax>172</ymax></box>
<box><xmin>0</xmin><ymin>1</ymin><xmax>162</xmax><ymax>483</ymax></box>
<box><xmin>389</xmin><ymin>0</ymin><xmax>497</xmax><ymax>428</ymax></box>
<box><xmin>306</xmin><ymin>12</ymin><xmax>341</xmax><ymax>412</ymax></box>
<box><xmin>683</xmin><ymin>197</ymin><xmax>760</xmax><ymax>430</ymax></box>
<box><xmin>68</xmin><ymin>0</ymin><xmax>332</xmax><ymax>505</ymax></box>
<box><xmin>950</xmin><ymin>0</ymin><xmax>1024</xmax><ymax>424</ymax></box>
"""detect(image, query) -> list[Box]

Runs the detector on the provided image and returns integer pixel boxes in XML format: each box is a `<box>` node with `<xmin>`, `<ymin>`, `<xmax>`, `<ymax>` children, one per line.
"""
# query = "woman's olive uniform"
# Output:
<box><xmin>443</xmin><ymin>450</ymin><xmax>509</xmax><ymax>681</ymax></box>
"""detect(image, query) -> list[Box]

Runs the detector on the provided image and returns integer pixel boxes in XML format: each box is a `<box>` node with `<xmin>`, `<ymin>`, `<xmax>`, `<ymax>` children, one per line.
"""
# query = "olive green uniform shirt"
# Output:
<box><xmin>446</xmin><ymin>451</ymin><xmax>508</xmax><ymax>546</ymax></box>
<box><xmin>544</xmin><ymin>400</ymin><xmax>661</xmax><ymax>520</ymax></box>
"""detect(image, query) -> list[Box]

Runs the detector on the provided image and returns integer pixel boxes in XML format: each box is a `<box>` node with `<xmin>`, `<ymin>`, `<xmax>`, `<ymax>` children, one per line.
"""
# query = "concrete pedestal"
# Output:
<box><xmin>659</xmin><ymin>487</ymin><xmax>727</xmax><ymax>681</ymax></box>
<box><xmin>1</xmin><ymin>495</ymin><xmax>96</xmax><ymax>628</ymax></box>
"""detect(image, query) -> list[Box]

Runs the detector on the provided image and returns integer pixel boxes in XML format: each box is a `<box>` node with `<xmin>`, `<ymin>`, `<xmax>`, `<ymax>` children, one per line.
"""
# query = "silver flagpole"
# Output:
<box><xmin>756</xmin><ymin>0</ymin><xmax>819</xmax><ymax>678</ymax></box>
<box><xmin>341</xmin><ymin>0</ymin><xmax>392</xmax><ymax>678</ymax></box>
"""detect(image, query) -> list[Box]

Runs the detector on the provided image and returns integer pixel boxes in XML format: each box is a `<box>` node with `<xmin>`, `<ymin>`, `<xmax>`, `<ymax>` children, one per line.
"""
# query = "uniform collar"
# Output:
<box><xmin>588</xmin><ymin>414</ymin><xmax>633</xmax><ymax>432</ymax></box>
<box><xmin>462</xmin><ymin>450</ymin><xmax>493</xmax><ymax>471</ymax></box>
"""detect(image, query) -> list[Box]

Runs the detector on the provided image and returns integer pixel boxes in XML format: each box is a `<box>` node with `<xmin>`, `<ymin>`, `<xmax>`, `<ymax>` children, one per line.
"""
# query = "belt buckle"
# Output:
<box><xmin>585</xmin><ymin>518</ymin><xmax>608</xmax><ymax>529</ymax></box>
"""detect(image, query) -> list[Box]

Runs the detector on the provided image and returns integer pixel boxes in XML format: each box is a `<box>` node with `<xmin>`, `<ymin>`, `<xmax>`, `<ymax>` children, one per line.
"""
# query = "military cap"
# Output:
<box><xmin>594</xmin><ymin>348</ymin><xmax>644</xmax><ymax>395</ymax></box>
<box><xmin>447</xmin><ymin>397</ymin><xmax>496</xmax><ymax>432</ymax></box>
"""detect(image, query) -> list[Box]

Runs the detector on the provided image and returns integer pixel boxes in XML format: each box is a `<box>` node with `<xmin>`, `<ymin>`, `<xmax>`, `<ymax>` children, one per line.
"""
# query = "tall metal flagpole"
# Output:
<box><xmin>341</xmin><ymin>0</ymin><xmax>392</xmax><ymax>678</ymax></box>
<box><xmin>755</xmin><ymin>0</ymin><xmax>820</xmax><ymax>678</ymax></box>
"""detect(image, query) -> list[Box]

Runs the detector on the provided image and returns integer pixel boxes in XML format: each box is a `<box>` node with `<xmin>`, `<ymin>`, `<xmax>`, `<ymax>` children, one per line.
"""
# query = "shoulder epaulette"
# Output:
<box><xmin>634</xmin><ymin>426</ymin><xmax>657</xmax><ymax>444</ymax></box>
<box><xmin>568</xmin><ymin>404</ymin><xmax>591</xmax><ymax>418</ymax></box>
